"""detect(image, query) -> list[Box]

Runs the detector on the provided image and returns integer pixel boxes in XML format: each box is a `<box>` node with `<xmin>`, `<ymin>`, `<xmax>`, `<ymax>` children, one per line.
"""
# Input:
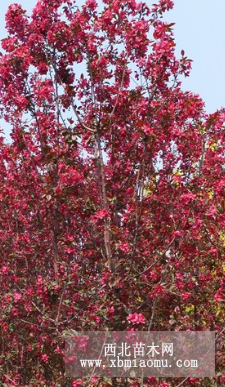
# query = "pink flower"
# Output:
<box><xmin>159</xmin><ymin>382</ymin><xmax>169</xmax><ymax>387</ymax></box>
<box><xmin>143</xmin><ymin>124</ymin><xmax>154</xmax><ymax>135</ymax></box>
<box><xmin>215</xmin><ymin>289</ymin><xmax>224</xmax><ymax>302</ymax></box>
<box><xmin>73</xmin><ymin>381</ymin><xmax>83</xmax><ymax>387</ymax></box>
<box><xmin>1</xmin><ymin>265</ymin><xmax>9</xmax><ymax>274</ymax></box>
<box><xmin>207</xmin><ymin>206</ymin><xmax>217</xmax><ymax>217</ymax></box>
<box><xmin>41</xmin><ymin>354</ymin><xmax>49</xmax><ymax>363</ymax></box>
<box><xmin>173</xmin><ymin>230</ymin><xmax>184</xmax><ymax>237</ymax></box>
<box><xmin>118</xmin><ymin>242</ymin><xmax>130</xmax><ymax>253</ymax></box>
<box><xmin>93</xmin><ymin>209</ymin><xmax>109</xmax><ymax>220</ymax></box>
<box><xmin>36</xmin><ymin>275</ymin><xmax>43</xmax><ymax>285</ymax></box>
<box><xmin>181</xmin><ymin>292</ymin><xmax>191</xmax><ymax>301</ymax></box>
<box><xmin>154</xmin><ymin>284</ymin><xmax>164</xmax><ymax>296</ymax></box>
<box><xmin>127</xmin><ymin>313</ymin><xmax>146</xmax><ymax>324</ymax></box>
<box><xmin>90</xmin><ymin>376</ymin><xmax>99</xmax><ymax>385</ymax></box>
<box><xmin>13</xmin><ymin>292</ymin><xmax>22</xmax><ymax>302</ymax></box>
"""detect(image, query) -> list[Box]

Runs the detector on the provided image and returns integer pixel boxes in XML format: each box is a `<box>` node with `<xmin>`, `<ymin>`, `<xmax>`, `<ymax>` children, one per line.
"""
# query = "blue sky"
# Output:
<box><xmin>166</xmin><ymin>0</ymin><xmax>225</xmax><ymax>114</ymax></box>
<box><xmin>0</xmin><ymin>0</ymin><xmax>225</xmax><ymax>117</ymax></box>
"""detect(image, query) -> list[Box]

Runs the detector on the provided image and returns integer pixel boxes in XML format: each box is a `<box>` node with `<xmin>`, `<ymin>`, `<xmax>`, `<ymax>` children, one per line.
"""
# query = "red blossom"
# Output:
<box><xmin>13</xmin><ymin>292</ymin><xmax>22</xmax><ymax>302</ymax></box>
<box><xmin>127</xmin><ymin>313</ymin><xmax>146</xmax><ymax>324</ymax></box>
<box><xmin>0</xmin><ymin>0</ymin><xmax>224</xmax><ymax>385</ymax></box>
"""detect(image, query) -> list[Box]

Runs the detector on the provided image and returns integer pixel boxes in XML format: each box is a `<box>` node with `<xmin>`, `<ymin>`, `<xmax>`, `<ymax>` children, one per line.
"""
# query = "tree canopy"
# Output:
<box><xmin>0</xmin><ymin>0</ymin><xmax>224</xmax><ymax>386</ymax></box>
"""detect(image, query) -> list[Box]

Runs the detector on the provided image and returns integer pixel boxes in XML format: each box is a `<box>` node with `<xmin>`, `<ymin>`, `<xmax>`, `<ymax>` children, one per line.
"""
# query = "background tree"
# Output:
<box><xmin>0</xmin><ymin>0</ymin><xmax>224</xmax><ymax>386</ymax></box>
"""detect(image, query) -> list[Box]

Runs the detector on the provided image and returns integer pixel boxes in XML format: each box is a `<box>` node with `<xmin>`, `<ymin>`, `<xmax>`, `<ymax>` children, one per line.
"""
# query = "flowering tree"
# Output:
<box><xmin>0</xmin><ymin>0</ymin><xmax>225</xmax><ymax>386</ymax></box>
